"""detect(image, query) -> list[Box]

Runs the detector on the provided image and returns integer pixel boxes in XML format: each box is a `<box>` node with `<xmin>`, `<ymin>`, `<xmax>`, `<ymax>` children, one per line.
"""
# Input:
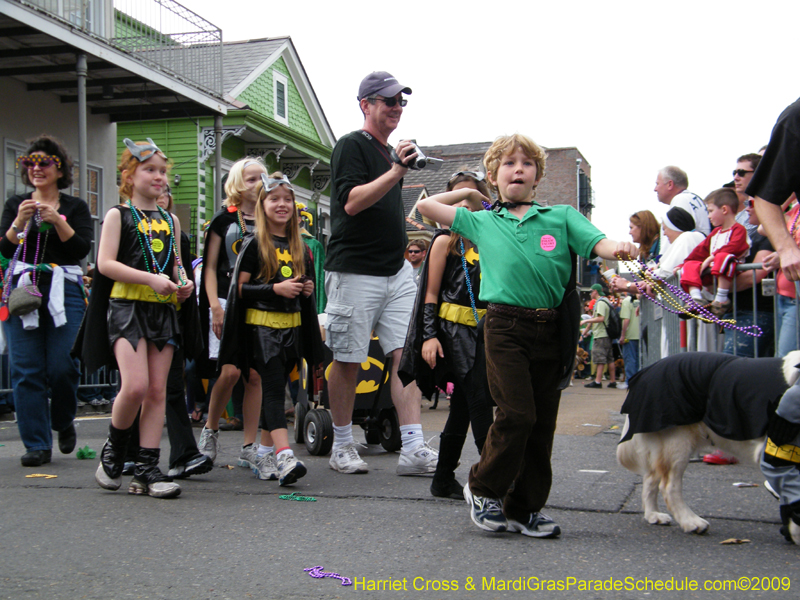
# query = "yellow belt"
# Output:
<box><xmin>245</xmin><ymin>309</ymin><xmax>301</xmax><ymax>329</ymax></box>
<box><xmin>110</xmin><ymin>281</ymin><xmax>177</xmax><ymax>305</ymax></box>
<box><xmin>765</xmin><ymin>438</ymin><xmax>800</xmax><ymax>464</ymax></box>
<box><xmin>438</xmin><ymin>302</ymin><xmax>486</xmax><ymax>328</ymax></box>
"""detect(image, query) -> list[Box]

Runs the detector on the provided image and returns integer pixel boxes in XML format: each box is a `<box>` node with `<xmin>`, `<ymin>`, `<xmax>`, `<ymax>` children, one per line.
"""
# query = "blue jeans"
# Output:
<box><xmin>3</xmin><ymin>280</ymin><xmax>85</xmax><ymax>451</ymax></box>
<box><xmin>622</xmin><ymin>339</ymin><xmax>639</xmax><ymax>381</ymax></box>
<box><xmin>776</xmin><ymin>295</ymin><xmax>798</xmax><ymax>358</ymax></box>
<box><xmin>723</xmin><ymin>310</ymin><xmax>775</xmax><ymax>358</ymax></box>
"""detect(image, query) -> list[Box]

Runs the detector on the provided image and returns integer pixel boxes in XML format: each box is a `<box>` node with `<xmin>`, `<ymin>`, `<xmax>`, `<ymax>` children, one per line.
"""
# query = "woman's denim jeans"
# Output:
<box><xmin>3</xmin><ymin>280</ymin><xmax>85</xmax><ymax>451</ymax></box>
<box><xmin>776</xmin><ymin>294</ymin><xmax>798</xmax><ymax>358</ymax></box>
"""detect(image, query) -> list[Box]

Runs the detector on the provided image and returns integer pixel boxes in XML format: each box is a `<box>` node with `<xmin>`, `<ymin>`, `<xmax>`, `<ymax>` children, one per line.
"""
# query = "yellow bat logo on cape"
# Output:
<box><xmin>464</xmin><ymin>246</ymin><xmax>479</xmax><ymax>265</ymax></box>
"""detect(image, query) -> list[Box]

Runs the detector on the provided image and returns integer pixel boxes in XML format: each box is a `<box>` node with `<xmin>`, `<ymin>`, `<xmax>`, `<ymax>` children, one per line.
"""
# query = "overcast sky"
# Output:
<box><xmin>189</xmin><ymin>0</ymin><xmax>799</xmax><ymax>242</ymax></box>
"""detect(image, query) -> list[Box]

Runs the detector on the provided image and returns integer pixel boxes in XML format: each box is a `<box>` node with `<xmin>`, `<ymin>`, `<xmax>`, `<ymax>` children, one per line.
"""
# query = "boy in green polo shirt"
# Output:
<box><xmin>416</xmin><ymin>134</ymin><xmax>636</xmax><ymax>538</ymax></box>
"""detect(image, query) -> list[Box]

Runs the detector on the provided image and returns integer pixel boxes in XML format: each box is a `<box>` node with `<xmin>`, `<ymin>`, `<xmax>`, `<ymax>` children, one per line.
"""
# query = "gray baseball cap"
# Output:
<box><xmin>357</xmin><ymin>71</ymin><xmax>412</xmax><ymax>101</ymax></box>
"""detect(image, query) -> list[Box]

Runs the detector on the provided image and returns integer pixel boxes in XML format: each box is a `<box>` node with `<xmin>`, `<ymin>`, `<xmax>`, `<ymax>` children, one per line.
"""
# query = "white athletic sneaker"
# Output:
<box><xmin>397</xmin><ymin>441</ymin><xmax>438</xmax><ymax>476</ymax></box>
<box><xmin>277</xmin><ymin>453</ymin><xmax>307</xmax><ymax>486</ymax></box>
<box><xmin>329</xmin><ymin>443</ymin><xmax>369</xmax><ymax>474</ymax></box>
<box><xmin>252</xmin><ymin>452</ymin><xmax>279</xmax><ymax>481</ymax></box>
<box><xmin>197</xmin><ymin>427</ymin><xmax>219</xmax><ymax>462</ymax></box>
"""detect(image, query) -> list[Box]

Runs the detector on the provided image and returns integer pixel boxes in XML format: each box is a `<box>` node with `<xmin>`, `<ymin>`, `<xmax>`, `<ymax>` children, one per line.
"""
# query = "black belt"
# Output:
<box><xmin>488</xmin><ymin>303</ymin><xmax>559</xmax><ymax>322</ymax></box>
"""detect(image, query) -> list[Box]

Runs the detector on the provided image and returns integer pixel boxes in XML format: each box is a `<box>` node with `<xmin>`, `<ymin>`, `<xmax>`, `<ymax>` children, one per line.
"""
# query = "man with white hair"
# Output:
<box><xmin>654</xmin><ymin>166</ymin><xmax>711</xmax><ymax>252</ymax></box>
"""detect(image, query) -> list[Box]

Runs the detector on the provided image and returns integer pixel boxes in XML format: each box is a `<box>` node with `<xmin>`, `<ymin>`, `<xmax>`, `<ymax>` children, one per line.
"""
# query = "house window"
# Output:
<box><xmin>71</xmin><ymin>164</ymin><xmax>103</xmax><ymax>262</ymax></box>
<box><xmin>71</xmin><ymin>164</ymin><xmax>102</xmax><ymax>217</ymax></box>
<box><xmin>4</xmin><ymin>142</ymin><xmax>27</xmax><ymax>208</ymax></box>
<box><xmin>273</xmin><ymin>71</ymin><xmax>289</xmax><ymax>126</ymax></box>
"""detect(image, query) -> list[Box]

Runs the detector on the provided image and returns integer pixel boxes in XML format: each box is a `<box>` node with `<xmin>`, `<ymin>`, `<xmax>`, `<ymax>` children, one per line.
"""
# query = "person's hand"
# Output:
<box><xmin>778</xmin><ymin>245</ymin><xmax>800</xmax><ymax>281</ymax></box>
<box><xmin>36</xmin><ymin>201</ymin><xmax>62</xmax><ymax>225</ymax></box>
<box><xmin>301</xmin><ymin>278</ymin><xmax>314</xmax><ymax>297</ymax></box>
<box><xmin>700</xmin><ymin>256</ymin><xmax>713</xmax><ymax>273</ymax></box>
<box><xmin>763</xmin><ymin>251</ymin><xmax>780</xmax><ymax>273</ymax></box>
<box><xmin>614</xmin><ymin>242</ymin><xmax>637</xmax><ymax>261</ymax></box>
<box><xmin>211</xmin><ymin>303</ymin><xmax>225</xmax><ymax>340</ymax></box>
<box><xmin>13</xmin><ymin>199</ymin><xmax>38</xmax><ymax>229</ymax></box>
<box><xmin>177</xmin><ymin>279</ymin><xmax>194</xmax><ymax>302</ymax></box>
<box><xmin>150</xmin><ymin>273</ymin><xmax>178</xmax><ymax>298</ymax></box>
<box><xmin>392</xmin><ymin>140</ymin><xmax>417</xmax><ymax>171</ymax></box>
<box><xmin>274</xmin><ymin>277</ymin><xmax>303</xmax><ymax>298</ymax></box>
<box><xmin>422</xmin><ymin>338</ymin><xmax>444</xmax><ymax>369</ymax></box>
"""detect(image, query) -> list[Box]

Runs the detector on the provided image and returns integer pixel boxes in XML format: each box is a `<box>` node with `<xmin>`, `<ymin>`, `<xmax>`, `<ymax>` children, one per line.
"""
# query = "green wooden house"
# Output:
<box><xmin>116</xmin><ymin>37</ymin><xmax>335</xmax><ymax>251</ymax></box>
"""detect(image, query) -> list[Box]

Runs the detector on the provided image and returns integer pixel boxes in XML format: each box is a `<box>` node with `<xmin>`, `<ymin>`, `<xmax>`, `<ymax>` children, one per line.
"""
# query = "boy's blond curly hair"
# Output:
<box><xmin>483</xmin><ymin>134</ymin><xmax>547</xmax><ymax>198</ymax></box>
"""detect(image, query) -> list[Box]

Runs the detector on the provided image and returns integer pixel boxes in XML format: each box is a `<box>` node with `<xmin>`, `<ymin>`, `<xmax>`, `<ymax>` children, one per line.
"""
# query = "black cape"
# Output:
<box><xmin>217</xmin><ymin>236</ymin><xmax>323</xmax><ymax>380</ymax></box>
<box><xmin>397</xmin><ymin>229</ymin><xmax>472</xmax><ymax>398</ymax></box>
<box><xmin>620</xmin><ymin>352</ymin><xmax>789</xmax><ymax>442</ymax></box>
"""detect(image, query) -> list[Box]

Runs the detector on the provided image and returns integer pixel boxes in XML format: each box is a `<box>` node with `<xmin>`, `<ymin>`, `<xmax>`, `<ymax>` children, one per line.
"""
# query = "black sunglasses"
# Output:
<box><xmin>369</xmin><ymin>96</ymin><xmax>407</xmax><ymax>108</ymax></box>
<box><xmin>732</xmin><ymin>169</ymin><xmax>754</xmax><ymax>178</ymax></box>
<box><xmin>407</xmin><ymin>249</ymin><xmax>423</xmax><ymax>254</ymax></box>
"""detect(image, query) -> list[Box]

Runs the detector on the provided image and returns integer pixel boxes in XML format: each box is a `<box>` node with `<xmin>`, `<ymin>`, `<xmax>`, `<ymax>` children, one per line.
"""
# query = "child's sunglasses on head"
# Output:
<box><xmin>17</xmin><ymin>154</ymin><xmax>62</xmax><ymax>170</ymax></box>
<box><xmin>261</xmin><ymin>173</ymin><xmax>293</xmax><ymax>192</ymax></box>
<box><xmin>123</xmin><ymin>137</ymin><xmax>168</xmax><ymax>162</ymax></box>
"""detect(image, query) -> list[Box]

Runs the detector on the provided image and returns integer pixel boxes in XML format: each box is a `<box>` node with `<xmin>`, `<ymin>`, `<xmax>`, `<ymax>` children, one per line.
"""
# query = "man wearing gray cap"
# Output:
<box><xmin>323</xmin><ymin>71</ymin><xmax>437</xmax><ymax>475</ymax></box>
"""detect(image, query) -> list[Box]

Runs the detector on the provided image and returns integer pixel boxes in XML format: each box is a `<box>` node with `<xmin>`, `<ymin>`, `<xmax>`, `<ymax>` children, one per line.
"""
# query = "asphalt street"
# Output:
<box><xmin>0</xmin><ymin>384</ymin><xmax>796</xmax><ymax>600</ymax></box>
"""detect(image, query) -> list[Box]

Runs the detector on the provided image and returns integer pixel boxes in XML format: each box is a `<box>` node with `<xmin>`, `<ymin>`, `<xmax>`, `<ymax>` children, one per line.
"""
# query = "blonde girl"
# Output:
<box><xmin>218</xmin><ymin>172</ymin><xmax>322</xmax><ymax>485</ymax></box>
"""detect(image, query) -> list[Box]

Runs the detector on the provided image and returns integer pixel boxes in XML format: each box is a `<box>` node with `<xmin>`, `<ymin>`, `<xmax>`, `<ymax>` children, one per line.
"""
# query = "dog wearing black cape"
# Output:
<box><xmin>617</xmin><ymin>351</ymin><xmax>800</xmax><ymax>533</ymax></box>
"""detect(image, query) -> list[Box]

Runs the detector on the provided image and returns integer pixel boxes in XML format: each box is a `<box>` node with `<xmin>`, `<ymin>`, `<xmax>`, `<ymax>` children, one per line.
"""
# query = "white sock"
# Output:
<box><xmin>332</xmin><ymin>423</ymin><xmax>354</xmax><ymax>449</ymax></box>
<box><xmin>690</xmin><ymin>288</ymin><xmax>703</xmax><ymax>301</ymax></box>
<box><xmin>257</xmin><ymin>444</ymin><xmax>273</xmax><ymax>458</ymax></box>
<box><xmin>714</xmin><ymin>288</ymin><xmax>729</xmax><ymax>303</ymax></box>
<box><xmin>277</xmin><ymin>447</ymin><xmax>294</xmax><ymax>460</ymax></box>
<box><xmin>400</xmin><ymin>424</ymin><xmax>424</xmax><ymax>452</ymax></box>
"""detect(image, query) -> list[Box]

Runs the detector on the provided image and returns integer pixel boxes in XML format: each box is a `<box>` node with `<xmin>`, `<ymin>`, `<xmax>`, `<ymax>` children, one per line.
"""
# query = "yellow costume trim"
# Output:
<box><xmin>110</xmin><ymin>281</ymin><xmax>177</xmax><ymax>305</ymax></box>
<box><xmin>245</xmin><ymin>309</ymin><xmax>301</xmax><ymax>329</ymax></box>
<box><xmin>439</xmin><ymin>302</ymin><xmax>486</xmax><ymax>327</ymax></box>
<box><xmin>765</xmin><ymin>438</ymin><xmax>800</xmax><ymax>464</ymax></box>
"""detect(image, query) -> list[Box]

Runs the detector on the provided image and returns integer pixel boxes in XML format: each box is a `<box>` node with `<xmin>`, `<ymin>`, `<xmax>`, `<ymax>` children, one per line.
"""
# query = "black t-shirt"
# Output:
<box><xmin>735</xmin><ymin>232</ymin><xmax>773</xmax><ymax>312</ymax></box>
<box><xmin>208</xmin><ymin>208</ymin><xmax>255</xmax><ymax>298</ymax></box>
<box><xmin>747</xmin><ymin>97</ymin><xmax>800</xmax><ymax>205</ymax></box>
<box><xmin>0</xmin><ymin>192</ymin><xmax>93</xmax><ymax>265</ymax></box>
<box><xmin>323</xmin><ymin>130</ymin><xmax>407</xmax><ymax>276</ymax></box>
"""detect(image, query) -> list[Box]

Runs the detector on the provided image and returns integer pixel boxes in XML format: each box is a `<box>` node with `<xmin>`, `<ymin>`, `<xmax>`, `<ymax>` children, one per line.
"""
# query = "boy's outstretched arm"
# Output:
<box><xmin>416</xmin><ymin>189</ymin><xmax>489</xmax><ymax>227</ymax></box>
<box><xmin>592</xmin><ymin>238</ymin><xmax>638</xmax><ymax>262</ymax></box>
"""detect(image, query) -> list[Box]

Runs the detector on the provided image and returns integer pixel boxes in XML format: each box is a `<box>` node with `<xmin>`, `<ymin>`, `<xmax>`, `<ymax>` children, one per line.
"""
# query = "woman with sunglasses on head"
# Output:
<box><xmin>399</xmin><ymin>170</ymin><xmax>495</xmax><ymax>498</ymax></box>
<box><xmin>0</xmin><ymin>135</ymin><xmax>93</xmax><ymax>467</ymax></box>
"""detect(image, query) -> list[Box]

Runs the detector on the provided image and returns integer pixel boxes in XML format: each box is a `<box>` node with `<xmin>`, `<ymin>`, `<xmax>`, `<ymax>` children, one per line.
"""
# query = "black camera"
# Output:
<box><xmin>391</xmin><ymin>141</ymin><xmax>443</xmax><ymax>171</ymax></box>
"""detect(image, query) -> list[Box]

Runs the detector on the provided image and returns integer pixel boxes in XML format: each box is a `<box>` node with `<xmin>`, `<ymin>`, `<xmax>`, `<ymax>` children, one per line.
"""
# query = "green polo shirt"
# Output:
<box><xmin>451</xmin><ymin>203</ymin><xmax>605</xmax><ymax>309</ymax></box>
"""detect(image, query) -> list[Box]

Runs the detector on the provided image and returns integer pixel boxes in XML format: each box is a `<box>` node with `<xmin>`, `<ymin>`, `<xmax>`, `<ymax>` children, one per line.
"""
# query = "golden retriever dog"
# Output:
<box><xmin>616</xmin><ymin>351</ymin><xmax>800</xmax><ymax>534</ymax></box>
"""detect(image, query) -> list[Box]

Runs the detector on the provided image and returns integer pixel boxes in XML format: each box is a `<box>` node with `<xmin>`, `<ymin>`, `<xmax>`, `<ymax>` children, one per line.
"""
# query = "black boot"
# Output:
<box><xmin>128</xmin><ymin>447</ymin><xmax>181</xmax><ymax>499</ymax></box>
<box><xmin>94</xmin><ymin>424</ymin><xmax>133</xmax><ymax>491</ymax></box>
<box><xmin>430</xmin><ymin>433</ymin><xmax>467</xmax><ymax>499</ymax></box>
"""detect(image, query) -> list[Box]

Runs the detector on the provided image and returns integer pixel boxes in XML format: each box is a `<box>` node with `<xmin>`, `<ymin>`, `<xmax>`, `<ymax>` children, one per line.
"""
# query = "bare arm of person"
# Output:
<box><xmin>755</xmin><ymin>197</ymin><xmax>800</xmax><ymax>281</ymax></box>
<box><xmin>592</xmin><ymin>238</ymin><xmax>638</xmax><ymax>262</ymax></box>
<box><xmin>344</xmin><ymin>141</ymin><xmax>415</xmax><ymax>216</ymax></box>
<box><xmin>416</xmin><ymin>189</ymin><xmax>490</xmax><ymax>228</ymax></box>
<box><xmin>204</xmin><ymin>231</ymin><xmax>225</xmax><ymax>339</ymax></box>
<box><xmin>171</xmin><ymin>214</ymin><xmax>194</xmax><ymax>302</ymax></box>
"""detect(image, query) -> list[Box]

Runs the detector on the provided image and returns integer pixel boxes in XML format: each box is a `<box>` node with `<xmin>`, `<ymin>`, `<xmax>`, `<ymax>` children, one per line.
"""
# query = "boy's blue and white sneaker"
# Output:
<box><xmin>252</xmin><ymin>452</ymin><xmax>279</xmax><ymax>481</ymax></box>
<box><xmin>277</xmin><ymin>453</ymin><xmax>307</xmax><ymax>487</ymax></box>
<box><xmin>507</xmin><ymin>512</ymin><xmax>561</xmax><ymax>538</ymax></box>
<box><xmin>463</xmin><ymin>482</ymin><xmax>507</xmax><ymax>532</ymax></box>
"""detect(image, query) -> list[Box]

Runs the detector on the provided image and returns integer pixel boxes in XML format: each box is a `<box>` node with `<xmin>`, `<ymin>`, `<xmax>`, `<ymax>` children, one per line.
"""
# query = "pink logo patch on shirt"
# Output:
<box><xmin>540</xmin><ymin>235</ymin><xmax>556</xmax><ymax>251</ymax></box>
